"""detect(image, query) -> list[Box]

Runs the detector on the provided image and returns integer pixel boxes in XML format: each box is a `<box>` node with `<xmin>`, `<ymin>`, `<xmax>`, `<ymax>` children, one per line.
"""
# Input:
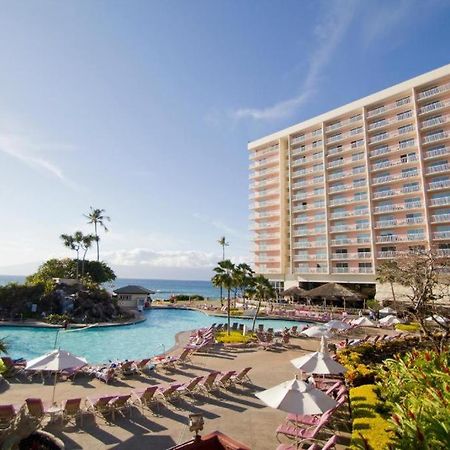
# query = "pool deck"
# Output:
<box><xmin>0</xmin><ymin>326</ymin><xmax>390</xmax><ymax>449</ymax></box>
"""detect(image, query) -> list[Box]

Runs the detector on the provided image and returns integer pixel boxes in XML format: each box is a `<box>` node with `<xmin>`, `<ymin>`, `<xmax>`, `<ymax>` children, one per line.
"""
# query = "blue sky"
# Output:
<box><xmin>0</xmin><ymin>0</ymin><xmax>449</xmax><ymax>279</ymax></box>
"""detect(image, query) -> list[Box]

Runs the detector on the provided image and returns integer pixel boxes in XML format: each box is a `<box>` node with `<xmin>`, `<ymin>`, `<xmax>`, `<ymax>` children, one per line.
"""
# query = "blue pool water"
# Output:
<box><xmin>0</xmin><ymin>309</ymin><xmax>309</xmax><ymax>364</ymax></box>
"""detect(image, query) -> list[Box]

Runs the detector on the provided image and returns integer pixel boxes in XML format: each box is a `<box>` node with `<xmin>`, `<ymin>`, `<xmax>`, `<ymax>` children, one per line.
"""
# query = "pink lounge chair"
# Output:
<box><xmin>156</xmin><ymin>383</ymin><xmax>183</xmax><ymax>403</ymax></box>
<box><xmin>276</xmin><ymin>412</ymin><xmax>330</xmax><ymax>443</ymax></box>
<box><xmin>134</xmin><ymin>358</ymin><xmax>152</xmax><ymax>373</ymax></box>
<box><xmin>196</xmin><ymin>371</ymin><xmax>220</xmax><ymax>395</ymax></box>
<box><xmin>286</xmin><ymin>407</ymin><xmax>335</xmax><ymax>428</ymax></box>
<box><xmin>230</xmin><ymin>367</ymin><xmax>252</xmax><ymax>385</ymax></box>
<box><xmin>176</xmin><ymin>376</ymin><xmax>203</xmax><ymax>398</ymax></box>
<box><xmin>215</xmin><ymin>370</ymin><xmax>236</xmax><ymax>389</ymax></box>
<box><xmin>119</xmin><ymin>361</ymin><xmax>137</xmax><ymax>376</ymax></box>
<box><xmin>108</xmin><ymin>394</ymin><xmax>131</xmax><ymax>420</ymax></box>
<box><xmin>25</xmin><ymin>398</ymin><xmax>53</xmax><ymax>423</ymax></box>
<box><xmin>132</xmin><ymin>385</ymin><xmax>159</xmax><ymax>412</ymax></box>
<box><xmin>0</xmin><ymin>404</ymin><xmax>19</xmax><ymax>430</ymax></box>
<box><xmin>276</xmin><ymin>434</ymin><xmax>338</xmax><ymax>450</ymax></box>
<box><xmin>85</xmin><ymin>395</ymin><xmax>116</xmax><ymax>420</ymax></box>
<box><xmin>93</xmin><ymin>367</ymin><xmax>116</xmax><ymax>384</ymax></box>
<box><xmin>61</xmin><ymin>398</ymin><xmax>83</xmax><ymax>425</ymax></box>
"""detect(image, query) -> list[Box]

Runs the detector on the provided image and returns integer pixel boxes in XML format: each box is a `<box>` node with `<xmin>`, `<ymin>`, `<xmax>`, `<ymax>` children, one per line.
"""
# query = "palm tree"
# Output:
<box><xmin>217</xmin><ymin>236</ymin><xmax>229</xmax><ymax>305</ymax></box>
<box><xmin>60</xmin><ymin>233</ymin><xmax>80</xmax><ymax>279</ymax></box>
<box><xmin>212</xmin><ymin>259</ymin><xmax>235</xmax><ymax>335</ymax></box>
<box><xmin>80</xmin><ymin>233</ymin><xmax>96</xmax><ymax>277</ymax></box>
<box><xmin>0</xmin><ymin>338</ymin><xmax>8</xmax><ymax>354</ymax></box>
<box><xmin>248</xmin><ymin>274</ymin><xmax>276</xmax><ymax>332</ymax></box>
<box><xmin>84</xmin><ymin>207</ymin><xmax>110</xmax><ymax>261</ymax></box>
<box><xmin>233</xmin><ymin>263</ymin><xmax>254</xmax><ymax>306</ymax></box>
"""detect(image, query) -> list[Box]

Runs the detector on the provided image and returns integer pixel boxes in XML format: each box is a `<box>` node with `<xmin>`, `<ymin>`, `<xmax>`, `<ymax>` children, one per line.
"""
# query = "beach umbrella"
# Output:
<box><xmin>290</xmin><ymin>337</ymin><xmax>347</xmax><ymax>375</ymax></box>
<box><xmin>325</xmin><ymin>319</ymin><xmax>351</xmax><ymax>330</ymax></box>
<box><xmin>425</xmin><ymin>315</ymin><xmax>449</xmax><ymax>325</ymax></box>
<box><xmin>350</xmin><ymin>316</ymin><xmax>375</xmax><ymax>327</ymax></box>
<box><xmin>301</xmin><ymin>325</ymin><xmax>334</xmax><ymax>338</ymax></box>
<box><xmin>379</xmin><ymin>315</ymin><xmax>400</xmax><ymax>326</ymax></box>
<box><xmin>256</xmin><ymin>376</ymin><xmax>337</xmax><ymax>445</ymax></box>
<box><xmin>26</xmin><ymin>349</ymin><xmax>87</xmax><ymax>403</ymax></box>
<box><xmin>280</xmin><ymin>286</ymin><xmax>309</xmax><ymax>302</ymax></box>
<box><xmin>379</xmin><ymin>306</ymin><xmax>397</xmax><ymax>315</ymax></box>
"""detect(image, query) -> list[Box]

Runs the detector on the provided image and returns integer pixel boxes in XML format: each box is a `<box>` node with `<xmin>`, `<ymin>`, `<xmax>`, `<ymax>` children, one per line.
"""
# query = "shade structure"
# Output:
<box><xmin>379</xmin><ymin>307</ymin><xmax>397</xmax><ymax>315</ymax></box>
<box><xmin>379</xmin><ymin>315</ymin><xmax>400</xmax><ymax>326</ymax></box>
<box><xmin>26</xmin><ymin>349</ymin><xmax>87</xmax><ymax>371</ymax></box>
<box><xmin>306</xmin><ymin>282</ymin><xmax>360</xmax><ymax>299</ymax></box>
<box><xmin>26</xmin><ymin>349</ymin><xmax>87</xmax><ymax>403</ymax></box>
<box><xmin>291</xmin><ymin>337</ymin><xmax>347</xmax><ymax>375</ymax></box>
<box><xmin>350</xmin><ymin>316</ymin><xmax>375</xmax><ymax>327</ymax></box>
<box><xmin>280</xmin><ymin>286</ymin><xmax>308</xmax><ymax>299</ymax></box>
<box><xmin>325</xmin><ymin>319</ymin><xmax>351</xmax><ymax>330</ymax></box>
<box><xmin>255</xmin><ymin>376</ymin><xmax>337</xmax><ymax>416</ymax></box>
<box><xmin>301</xmin><ymin>325</ymin><xmax>334</xmax><ymax>338</ymax></box>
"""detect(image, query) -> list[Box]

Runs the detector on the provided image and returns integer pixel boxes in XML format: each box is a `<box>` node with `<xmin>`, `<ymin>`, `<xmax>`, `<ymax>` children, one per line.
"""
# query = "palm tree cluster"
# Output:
<box><xmin>211</xmin><ymin>260</ymin><xmax>276</xmax><ymax>335</ymax></box>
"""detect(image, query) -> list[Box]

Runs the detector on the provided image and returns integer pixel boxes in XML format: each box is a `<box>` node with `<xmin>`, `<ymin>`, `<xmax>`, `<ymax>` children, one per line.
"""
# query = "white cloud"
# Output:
<box><xmin>0</xmin><ymin>131</ymin><xmax>79</xmax><ymax>189</ymax></box>
<box><xmin>232</xmin><ymin>0</ymin><xmax>358</xmax><ymax>121</ymax></box>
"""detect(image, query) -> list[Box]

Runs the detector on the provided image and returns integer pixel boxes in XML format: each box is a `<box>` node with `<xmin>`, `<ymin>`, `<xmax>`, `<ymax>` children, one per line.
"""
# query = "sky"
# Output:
<box><xmin>0</xmin><ymin>0</ymin><xmax>450</xmax><ymax>280</ymax></box>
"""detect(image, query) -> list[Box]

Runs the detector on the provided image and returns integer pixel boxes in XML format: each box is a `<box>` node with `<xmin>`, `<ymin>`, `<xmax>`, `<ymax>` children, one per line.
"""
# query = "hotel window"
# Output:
<box><xmin>356</xmin><ymin>219</ymin><xmax>369</xmax><ymax>230</ymax></box>
<box><xmin>336</xmin><ymin>248</ymin><xmax>348</xmax><ymax>255</ymax></box>
<box><xmin>407</xmin><ymin>229</ymin><xmax>425</xmax><ymax>240</ymax></box>
<box><xmin>353</xmin><ymin>178</ymin><xmax>366</xmax><ymax>187</ymax></box>
<box><xmin>406</xmin><ymin>213</ymin><xmax>422</xmax><ymax>224</ymax></box>
<box><xmin>423</xmin><ymin>100</ymin><xmax>441</xmax><ymax>111</ymax></box>
<box><xmin>402</xmin><ymin>181</ymin><xmax>420</xmax><ymax>192</ymax></box>
<box><xmin>396</xmin><ymin>96</ymin><xmax>410</xmax><ymax>107</ymax></box>
<box><xmin>352</xmin><ymin>152</ymin><xmax>364</xmax><ymax>161</ymax></box>
<box><xmin>336</xmin><ymin>262</ymin><xmax>348</xmax><ymax>269</ymax></box>
<box><xmin>312</xmin><ymin>128</ymin><xmax>322</xmax><ymax>137</ymax></box>
<box><xmin>400</xmin><ymin>152</ymin><xmax>416</xmax><ymax>162</ymax></box>
<box><xmin>420</xmin><ymin>86</ymin><xmax>439</xmax><ymax>97</ymax></box>
<box><xmin>354</xmin><ymin>191</ymin><xmax>367</xmax><ymax>201</ymax></box>
<box><xmin>315</xmin><ymin>225</ymin><xmax>326</xmax><ymax>233</ymax></box>
<box><xmin>313</xmin><ymin>151</ymin><xmax>322</xmax><ymax>160</ymax></box>
<box><xmin>314</xmin><ymin>200</ymin><xmax>324</xmax><ymax>208</ymax></box>
<box><xmin>314</xmin><ymin>188</ymin><xmax>324</xmax><ymax>195</ymax></box>
<box><xmin>313</xmin><ymin>140</ymin><xmax>322</xmax><ymax>148</ymax></box>
<box><xmin>313</xmin><ymin>163</ymin><xmax>324</xmax><ymax>172</ymax></box>
<box><xmin>359</xmin><ymin>262</ymin><xmax>372</xmax><ymax>270</ymax></box>
<box><xmin>350</xmin><ymin>127</ymin><xmax>363</xmax><ymax>135</ymax></box>
<box><xmin>358</xmin><ymin>247</ymin><xmax>371</xmax><ymax>254</ymax></box>
<box><xmin>313</xmin><ymin>176</ymin><xmax>323</xmax><ymax>184</ymax></box>
<box><xmin>357</xmin><ymin>233</ymin><xmax>370</xmax><ymax>243</ymax></box>
<box><xmin>351</xmin><ymin>139</ymin><xmax>364</xmax><ymax>148</ymax></box>
<box><xmin>398</xmin><ymin>124</ymin><xmax>414</xmax><ymax>134</ymax></box>
<box><xmin>402</xmin><ymin>168</ymin><xmax>418</xmax><ymax>178</ymax></box>
<box><xmin>405</xmin><ymin>197</ymin><xmax>421</xmax><ymax>208</ymax></box>
<box><xmin>353</xmin><ymin>165</ymin><xmax>365</xmax><ymax>175</ymax></box>
<box><xmin>354</xmin><ymin>205</ymin><xmax>367</xmax><ymax>215</ymax></box>
<box><xmin>397</xmin><ymin>110</ymin><xmax>413</xmax><ymax>121</ymax></box>
<box><xmin>371</xmin><ymin>119</ymin><xmax>386</xmax><ymax>128</ymax></box>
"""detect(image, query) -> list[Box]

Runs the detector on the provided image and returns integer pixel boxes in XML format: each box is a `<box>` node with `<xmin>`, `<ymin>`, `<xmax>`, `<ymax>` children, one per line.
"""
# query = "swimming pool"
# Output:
<box><xmin>0</xmin><ymin>308</ymin><xmax>310</xmax><ymax>364</ymax></box>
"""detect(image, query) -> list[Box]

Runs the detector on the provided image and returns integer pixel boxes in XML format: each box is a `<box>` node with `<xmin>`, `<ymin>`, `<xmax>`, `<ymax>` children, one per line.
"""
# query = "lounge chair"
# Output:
<box><xmin>196</xmin><ymin>371</ymin><xmax>220</xmax><ymax>395</ymax></box>
<box><xmin>1</xmin><ymin>357</ymin><xmax>25</xmax><ymax>379</ymax></box>
<box><xmin>286</xmin><ymin>406</ymin><xmax>335</xmax><ymax>428</ymax></box>
<box><xmin>134</xmin><ymin>358</ymin><xmax>153</xmax><ymax>373</ymax></box>
<box><xmin>61</xmin><ymin>398</ymin><xmax>83</xmax><ymax>425</ymax></box>
<box><xmin>172</xmin><ymin>348</ymin><xmax>193</xmax><ymax>367</ymax></box>
<box><xmin>0</xmin><ymin>404</ymin><xmax>19</xmax><ymax>430</ymax></box>
<box><xmin>108</xmin><ymin>394</ymin><xmax>131</xmax><ymax>420</ymax></box>
<box><xmin>215</xmin><ymin>370</ymin><xmax>236</xmax><ymax>389</ymax></box>
<box><xmin>85</xmin><ymin>395</ymin><xmax>116</xmax><ymax>421</ymax></box>
<box><xmin>229</xmin><ymin>367</ymin><xmax>252</xmax><ymax>385</ymax></box>
<box><xmin>24</xmin><ymin>398</ymin><xmax>53</xmax><ymax>424</ymax></box>
<box><xmin>276</xmin><ymin>434</ymin><xmax>338</xmax><ymax>450</ymax></box>
<box><xmin>276</xmin><ymin>412</ymin><xmax>330</xmax><ymax>443</ymax></box>
<box><xmin>176</xmin><ymin>376</ymin><xmax>203</xmax><ymax>398</ymax></box>
<box><xmin>156</xmin><ymin>383</ymin><xmax>183</xmax><ymax>404</ymax></box>
<box><xmin>92</xmin><ymin>367</ymin><xmax>116</xmax><ymax>384</ymax></box>
<box><xmin>131</xmin><ymin>385</ymin><xmax>159</xmax><ymax>412</ymax></box>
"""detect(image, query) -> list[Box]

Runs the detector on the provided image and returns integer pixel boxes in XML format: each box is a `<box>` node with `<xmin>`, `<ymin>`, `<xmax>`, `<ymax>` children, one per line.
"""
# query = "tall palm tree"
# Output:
<box><xmin>217</xmin><ymin>236</ymin><xmax>229</xmax><ymax>305</ymax></box>
<box><xmin>233</xmin><ymin>263</ymin><xmax>254</xmax><ymax>305</ymax></box>
<box><xmin>80</xmin><ymin>233</ymin><xmax>96</xmax><ymax>277</ymax></box>
<box><xmin>212</xmin><ymin>259</ymin><xmax>235</xmax><ymax>335</ymax></box>
<box><xmin>248</xmin><ymin>274</ymin><xmax>276</xmax><ymax>332</ymax></box>
<box><xmin>84</xmin><ymin>207</ymin><xmax>110</xmax><ymax>261</ymax></box>
<box><xmin>60</xmin><ymin>233</ymin><xmax>80</xmax><ymax>279</ymax></box>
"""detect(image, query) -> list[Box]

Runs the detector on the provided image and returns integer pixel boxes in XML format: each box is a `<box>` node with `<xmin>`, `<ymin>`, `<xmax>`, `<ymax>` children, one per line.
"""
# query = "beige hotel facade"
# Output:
<box><xmin>248</xmin><ymin>64</ymin><xmax>450</xmax><ymax>298</ymax></box>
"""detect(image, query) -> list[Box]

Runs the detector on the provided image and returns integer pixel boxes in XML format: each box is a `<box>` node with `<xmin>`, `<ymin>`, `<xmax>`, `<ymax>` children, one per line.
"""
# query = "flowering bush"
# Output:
<box><xmin>350</xmin><ymin>384</ymin><xmax>394</xmax><ymax>449</ymax></box>
<box><xmin>376</xmin><ymin>349</ymin><xmax>450</xmax><ymax>449</ymax></box>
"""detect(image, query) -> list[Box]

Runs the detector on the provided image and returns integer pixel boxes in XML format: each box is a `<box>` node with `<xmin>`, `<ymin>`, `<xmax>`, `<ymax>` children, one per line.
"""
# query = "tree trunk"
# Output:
<box><xmin>81</xmin><ymin>248</ymin><xmax>88</xmax><ymax>277</ymax></box>
<box><xmin>227</xmin><ymin>289</ymin><xmax>231</xmax><ymax>336</ymax></box>
<box><xmin>220</xmin><ymin>286</ymin><xmax>223</xmax><ymax>306</ymax></box>
<box><xmin>75</xmin><ymin>250</ymin><xmax>79</xmax><ymax>279</ymax></box>
<box><xmin>95</xmin><ymin>222</ymin><xmax>99</xmax><ymax>261</ymax></box>
<box><xmin>390</xmin><ymin>281</ymin><xmax>398</xmax><ymax>310</ymax></box>
<box><xmin>251</xmin><ymin>298</ymin><xmax>262</xmax><ymax>332</ymax></box>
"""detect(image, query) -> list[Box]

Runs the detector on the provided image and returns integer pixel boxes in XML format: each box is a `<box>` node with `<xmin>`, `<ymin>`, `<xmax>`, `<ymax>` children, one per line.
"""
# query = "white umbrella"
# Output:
<box><xmin>379</xmin><ymin>307</ymin><xmax>396</xmax><ymax>315</ymax></box>
<box><xmin>350</xmin><ymin>316</ymin><xmax>375</xmax><ymax>327</ymax></box>
<box><xmin>291</xmin><ymin>337</ymin><xmax>347</xmax><ymax>375</ymax></box>
<box><xmin>425</xmin><ymin>315</ymin><xmax>448</xmax><ymax>324</ymax></box>
<box><xmin>379</xmin><ymin>315</ymin><xmax>400</xmax><ymax>326</ymax></box>
<box><xmin>301</xmin><ymin>325</ymin><xmax>334</xmax><ymax>338</ymax></box>
<box><xmin>26</xmin><ymin>349</ymin><xmax>87</xmax><ymax>403</ymax></box>
<box><xmin>325</xmin><ymin>319</ymin><xmax>350</xmax><ymax>330</ymax></box>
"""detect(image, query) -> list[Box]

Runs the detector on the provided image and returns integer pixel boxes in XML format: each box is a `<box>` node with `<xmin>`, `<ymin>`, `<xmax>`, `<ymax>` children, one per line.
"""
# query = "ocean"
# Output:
<box><xmin>0</xmin><ymin>275</ymin><xmax>220</xmax><ymax>300</ymax></box>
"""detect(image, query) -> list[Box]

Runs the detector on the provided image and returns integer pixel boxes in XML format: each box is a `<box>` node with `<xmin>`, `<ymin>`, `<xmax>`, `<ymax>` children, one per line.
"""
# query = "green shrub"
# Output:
<box><xmin>395</xmin><ymin>322</ymin><xmax>420</xmax><ymax>332</ymax></box>
<box><xmin>172</xmin><ymin>294</ymin><xmax>204</xmax><ymax>302</ymax></box>
<box><xmin>350</xmin><ymin>384</ymin><xmax>394</xmax><ymax>449</ymax></box>
<box><xmin>45</xmin><ymin>314</ymin><xmax>71</xmax><ymax>325</ymax></box>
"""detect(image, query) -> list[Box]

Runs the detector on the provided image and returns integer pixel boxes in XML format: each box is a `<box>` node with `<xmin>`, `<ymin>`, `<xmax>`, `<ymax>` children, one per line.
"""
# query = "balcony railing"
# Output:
<box><xmin>424</xmin><ymin>146</ymin><xmax>450</xmax><ymax>159</ymax></box>
<box><xmin>429</xmin><ymin>196</ymin><xmax>450</xmax><ymax>206</ymax></box>
<box><xmin>418</xmin><ymin>100</ymin><xmax>450</xmax><ymax>115</ymax></box>
<box><xmin>417</xmin><ymin>83</ymin><xmax>450</xmax><ymax>100</ymax></box>
<box><xmin>431</xmin><ymin>214</ymin><xmax>450</xmax><ymax>223</ymax></box>
<box><xmin>375</xmin><ymin>234</ymin><xmax>425</xmax><ymax>243</ymax></box>
<box><xmin>428</xmin><ymin>179</ymin><xmax>450</xmax><ymax>190</ymax></box>
<box><xmin>331</xmin><ymin>267</ymin><xmax>374</xmax><ymax>274</ymax></box>
<box><xmin>423</xmin><ymin>132</ymin><xmax>449</xmax><ymax>145</ymax></box>
<box><xmin>421</xmin><ymin>115</ymin><xmax>450</xmax><ymax>129</ymax></box>
<box><xmin>250</xmin><ymin>166</ymin><xmax>279</xmax><ymax>179</ymax></box>
<box><xmin>295</xmin><ymin>267</ymin><xmax>328</xmax><ymax>273</ymax></box>
<box><xmin>367</xmin><ymin>97</ymin><xmax>411</xmax><ymax>118</ymax></box>
<box><xmin>250</xmin><ymin>145</ymin><xmax>279</xmax><ymax>160</ymax></box>
<box><xmin>433</xmin><ymin>231</ymin><xmax>450</xmax><ymax>240</ymax></box>
<box><xmin>372</xmin><ymin>170</ymin><xmax>419</xmax><ymax>186</ymax></box>
<box><xmin>372</xmin><ymin>156</ymin><xmax>417</xmax><ymax>171</ymax></box>
<box><xmin>331</xmin><ymin>252</ymin><xmax>372</xmax><ymax>259</ymax></box>
<box><xmin>330</xmin><ymin>237</ymin><xmax>371</xmax><ymax>245</ymax></box>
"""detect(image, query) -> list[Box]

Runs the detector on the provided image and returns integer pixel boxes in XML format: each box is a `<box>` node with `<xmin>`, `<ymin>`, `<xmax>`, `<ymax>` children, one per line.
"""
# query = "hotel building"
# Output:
<box><xmin>248</xmin><ymin>64</ymin><xmax>450</xmax><ymax>295</ymax></box>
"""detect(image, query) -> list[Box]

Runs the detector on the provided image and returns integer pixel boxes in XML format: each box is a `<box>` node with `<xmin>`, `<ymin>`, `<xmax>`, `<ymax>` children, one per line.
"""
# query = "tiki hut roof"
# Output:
<box><xmin>281</xmin><ymin>286</ymin><xmax>309</xmax><ymax>298</ymax></box>
<box><xmin>306</xmin><ymin>283</ymin><xmax>360</xmax><ymax>299</ymax></box>
<box><xmin>113</xmin><ymin>285</ymin><xmax>155</xmax><ymax>295</ymax></box>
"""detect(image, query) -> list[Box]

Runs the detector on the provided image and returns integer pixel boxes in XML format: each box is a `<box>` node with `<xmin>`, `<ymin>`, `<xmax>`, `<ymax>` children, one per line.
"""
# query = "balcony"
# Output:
<box><xmin>330</xmin><ymin>224</ymin><xmax>369</xmax><ymax>233</ymax></box>
<box><xmin>369</xmin><ymin>126</ymin><xmax>415</xmax><ymax>145</ymax></box>
<box><xmin>330</xmin><ymin>209</ymin><xmax>369</xmax><ymax>219</ymax></box>
<box><xmin>375</xmin><ymin>234</ymin><xmax>425</xmax><ymax>243</ymax></box>
<box><xmin>329</xmin><ymin>196</ymin><xmax>366</xmax><ymax>206</ymax></box>
<box><xmin>291</xmin><ymin>136</ymin><xmax>306</xmax><ymax>146</ymax></box>
<box><xmin>251</xmin><ymin>221</ymin><xmax>279</xmax><ymax>231</ymax></box>
<box><xmin>255</xmin><ymin>256</ymin><xmax>279</xmax><ymax>263</ymax></box>
<box><xmin>424</xmin><ymin>146</ymin><xmax>450</xmax><ymax>161</ymax></box>
<box><xmin>418</xmin><ymin>99</ymin><xmax>450</xmax><ymax>115</ymax></box>
<box><xmin>331</xmin><ymin>267</ymin><xmax>374</xmax><ymax>274</ymax></box>
<box><xmin>250</xmin><ymin>145</ymin><xmax>279</xmax><ymax>160</ymax></box>
<box><xmin>372</xmin><ymin>155</ymin><xmax>417</xmax><ymax>171</ymax></box>
<box><xmin>331</xmin><ymin>252</ymin><xmax>372</xmax><ymax>260</ymax></box>
<box><xmin>429</xmin><ymin>196</ymin><xmax>450</xmax><ymax>206</ymax></box>
<box><xmin>294</xmin><ymin>254</ymin><xmax>328</xmax><ymax>261</ymax></box>
<box><xmin>249</xmin><ymin>166</ymin><xmax>279</xmax><ymax>179</ymax></box>
<box><xmin>431</xmin><ymin>213</ymin><xmax>450</xmax><ymax>223</ymax></box>
<box><xmin>325</xmin><ymin>115</ymin><xmax>362</xmax><ymax>133</ymax></box>
<box><xmin>249</xmin><ymin>188</ymin><xmax>279</xmax><ymax>200</ymax></box>
<box><xmin>295</xmin><ymin>267</ymin><xmax>328</xmax><ymax>273</ymax></box>
<box><xmin>253</xmin><ymin>244</ymin><xmax>279</xmax><ymax>251</ymax></box>
<box><xmin>377</xmin><ymin>251</ymin><xmax>400</xmax><ymax>258</ymax></box>
<box><xmin>428</xmin><ymin>179</ymin><xmax>450</xmax><ymax>191</ymax></box>
<box><xmin>367</xmin><ymin>97</ymin><xmax>411</xmax><ymax>118</ymax></box>
<box><xmin>417</xmin><ymin>83</ymin><xmax>450</xmax><ymax>100</ymax></box>
<box><xmin>372</xmin><ymin>170</ymin><xmax>419</xmax><ymax>186</ymax></box>
<box><xmin>426</xmin><ymin>163</ymin><xmax>450</xmax><ymax>175</ymax></box>
<box><xmin>421</xmin><ymin>115</ymin><xmax>450</xmax><ymax>130</ymax></box>
<box><xmin>433</xmin><ymin>231</ymin><xmax>450</xmax><ymax>240</ymax></box>
<box><xmin>330</xmin><ymin>237</ymin><xmax>371</xmax><ymax>245</ymax></box>
<box><xmin>422</xmin><ymin>131</ymin><xmax>449</xmax><ymax>145</ymax></box>
<box><xmin>327</xmin><ymin>140</ymin><xmax>365</xmax><ymax>157</ymax></box>
<box><xmin>251</xmin><ymin>199</ymin><xmax>279</xmax><ymax>209</ymax></box>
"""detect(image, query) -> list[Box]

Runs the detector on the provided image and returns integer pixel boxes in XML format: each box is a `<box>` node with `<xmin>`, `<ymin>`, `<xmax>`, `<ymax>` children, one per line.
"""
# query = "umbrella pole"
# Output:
<box><xmin>53</xmin><ymin>329</ymin><xmax>60</xmax><ymax>349</ymax></box>
<box><xmin>51</xmin><ymin>371</ymin><xmax>57</xmax><ymax>404</ymax></box>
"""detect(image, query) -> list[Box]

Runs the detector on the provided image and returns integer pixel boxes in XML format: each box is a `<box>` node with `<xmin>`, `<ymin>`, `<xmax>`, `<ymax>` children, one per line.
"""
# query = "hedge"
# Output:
<box><xmin>350</xmin><ymin>384</ymin><xmax>394</xmax><ymax>450</ymax></box>
<box><xmin>215</xmin><ymin>330</ymin><xmax>255</xmax><ymax>344</ymax></box>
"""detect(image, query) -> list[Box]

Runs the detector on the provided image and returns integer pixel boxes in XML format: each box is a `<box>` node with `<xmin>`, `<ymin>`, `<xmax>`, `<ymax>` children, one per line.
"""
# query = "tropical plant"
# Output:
<box><xmin>84</xmin><ymin>207</ymin><xmax>110</xmax><ymax>261</ymax></box>
<box><xmin>376</xmin><ymin>260</ymin><xmax>399</xmax><ymax>310</ymax></box>
<box><xmin>232</xmin><ymin>263</ymin><xmax>254</xmax><ymax>301</ymax></box>
<box><xmin>211</xmin><ymin>259</ymin><xmax>235</xmax><ymax>335</ymax></box>
<box><xmin>247</xmin><ymin>274</ymin><xmax>276</xmax><ymax>332</ymax></box>
<box><xmin>0</xmin><ymin>337</ymin><xmax>8</xmax><ymax>354</ymax></box>
<box><xmin>60</xmin><ymin>233</ymin><xmax>80</xmax><ymax>278</ymax></box>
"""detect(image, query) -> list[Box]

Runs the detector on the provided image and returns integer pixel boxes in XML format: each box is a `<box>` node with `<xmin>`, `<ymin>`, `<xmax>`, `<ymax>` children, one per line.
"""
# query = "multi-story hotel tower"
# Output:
<box><xmin>249</xmin><ymin>64</ymin><xmax>450</xmax><ymax>294</ymax></box>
